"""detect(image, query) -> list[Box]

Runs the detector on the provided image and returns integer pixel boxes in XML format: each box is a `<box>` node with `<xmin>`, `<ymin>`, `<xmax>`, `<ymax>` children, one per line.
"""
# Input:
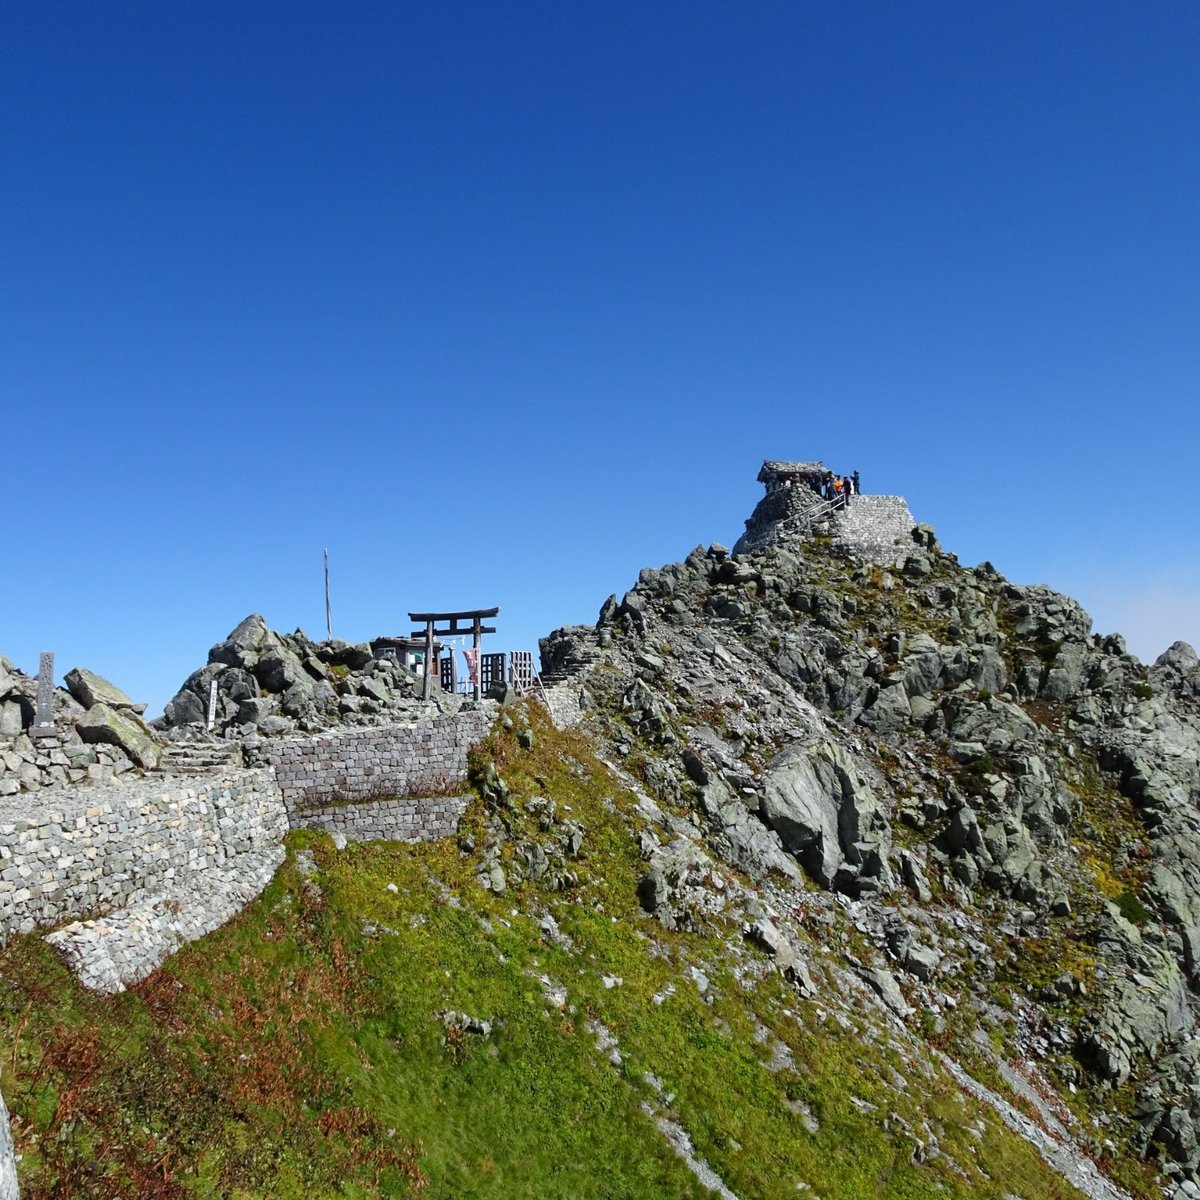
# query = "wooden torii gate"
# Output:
<box><xmin>409</xmin><ymin>607</ymin><xmax>499</xmax><ymax>702</ymax></box>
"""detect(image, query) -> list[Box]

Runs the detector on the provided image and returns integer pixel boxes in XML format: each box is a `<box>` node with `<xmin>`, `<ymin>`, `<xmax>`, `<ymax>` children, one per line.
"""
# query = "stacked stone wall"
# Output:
<box><xmin>293</xmin><ymin>793</ymin><xmax>472</xmax><ymax>843</ymax></box>
<box><xmin>267</xmin><ymin>707</ymin><xmax>491</xmax><ymax>819</ymax></box>
<box><xmin>0</xmin><ymin>708</ymin><xmax>492</xmax><ymax>1002</ymax></box>
<box><xmin>829</xmin><ymin>495</ymin><xmax>916</xmax><ymax>565</ymax></box>
<box><xmin>0</xmin><ymin>770</ymin><xmax>285</xmax><ymax>942</ymax></box>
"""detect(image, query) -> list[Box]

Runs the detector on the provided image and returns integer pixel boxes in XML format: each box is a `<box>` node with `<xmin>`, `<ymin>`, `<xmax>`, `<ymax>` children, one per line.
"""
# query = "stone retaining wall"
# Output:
<box><xmin>829</xmin><ymin>495</ymin><xmax>916</xmax><ymax>564</ymax></box>
<box><xmin>266</xmin><ymin>706</ymin><xmax>491</xmax><ymax>815</ymax></box>
<box><xmin>0</xmin><ymin>708</ymin><xmax>495</xmax><ymax>1192</ymax></box>
<box><xmin>0</xmin><ymin>708</ymin><xmax>493</xmax><ymax>991</ymax></box>
<box><xmin>0</xmin><ymin>770</ymin><xmax>286</xmax><ymax>942</ymax></box>
<box><xmin>294</xmin><ymin>793</ymin><xmax>472</xmax><ymax>843</ymax></box>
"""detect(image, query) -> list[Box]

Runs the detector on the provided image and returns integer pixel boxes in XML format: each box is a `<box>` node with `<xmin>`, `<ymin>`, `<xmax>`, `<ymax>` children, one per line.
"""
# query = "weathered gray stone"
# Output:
<box><xmin>970</xmin><ymin>646</ymin><xmax>1008</xmax><ymax>695</ymax></box>
<box><xmin>255</xmin><ymin>648</ymin><xmax>308</xmax><ymax>694</ymax></box>
<box><xmin>218</xmin><ymin>668</ymin><xmax>259</xmax><ymax>702</ymax></box>
<box><xmin>163</xmin><ymin>688</ymin><xmax>206</xmax><ymax>726</ymax></box>
<box><xmin>0</xmin><ymin>1077</ymin><xmax>16</xmax><ymax>1200</ymax></box>
<box><xmin>0</xmin><ymin>702</ymin><xmax>23</xmax><ymax>738</ymax></box>
<box><xmin>0</xmin><ymin>660</ymin><xmax>16</xmax><ymax>702</ymax></box>
<box><xmin>1042</xmin><ymin>642</ymin><xmax>1089</xmax><ymax>702</ymax></box>
<box><xmin>208</xmin><ymin>613</ymin><xmax>278</xmax><ymax>669</ymax></box>
<box><xmin>864</xmin><ymin>966</ymin><xmax>910</xmax><ymax>1016</ymax></box>
<box><xmin>64</xmin><ymin>667</ymin><xmax>136</xmax><ymax>711</ymax></box>
<box><xmin>76</xmin><ymin>703</ymin><xmax>160</xmax><ymax>769</ymax></box>
<box><xmin>905</xmin><ymin>944</ymin><xmax>940</xmax><ymax>981</ymax></box>
<box><xmin>858</xmin><ymin>680</ymin><xmax>911</xmax><ymax>732</ymax></box>
<box><xmin>759</xmin><ymin>740</ymin><xmax>888</xmax><ymax>890</ymax></box>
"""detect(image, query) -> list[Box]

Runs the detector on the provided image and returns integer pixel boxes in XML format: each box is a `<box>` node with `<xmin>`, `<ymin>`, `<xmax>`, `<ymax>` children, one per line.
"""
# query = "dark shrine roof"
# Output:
<box><xmin>757</xmin><ymin>460</ymin><xmax>826</xmax><ymax>482</ymax></box>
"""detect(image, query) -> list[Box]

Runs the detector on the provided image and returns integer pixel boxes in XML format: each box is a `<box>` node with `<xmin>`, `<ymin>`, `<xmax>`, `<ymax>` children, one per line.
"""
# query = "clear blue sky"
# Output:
<box><xmin>3</xmin><ymin>2</ymin><xmax>1198</xmax><ymax>714</ymax></box>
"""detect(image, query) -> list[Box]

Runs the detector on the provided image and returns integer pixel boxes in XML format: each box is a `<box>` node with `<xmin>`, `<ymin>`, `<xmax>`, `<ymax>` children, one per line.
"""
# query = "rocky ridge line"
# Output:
<box><xmin>538</xmin><ymin>487</ymin><xmax>1200</xmax><ymax>1194</ymax></box>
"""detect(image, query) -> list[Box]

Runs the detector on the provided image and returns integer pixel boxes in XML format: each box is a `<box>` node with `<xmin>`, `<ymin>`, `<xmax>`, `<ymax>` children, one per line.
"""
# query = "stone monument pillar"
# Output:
<box><xmin>0</xmin><ymin>1076</ymin><xmax>18</xmax><ymax>1200</ymax></box>
<box><xmin>28</xmin><ymin>651</ymin><xmax>55</xmax><ymax>741</ymax></box>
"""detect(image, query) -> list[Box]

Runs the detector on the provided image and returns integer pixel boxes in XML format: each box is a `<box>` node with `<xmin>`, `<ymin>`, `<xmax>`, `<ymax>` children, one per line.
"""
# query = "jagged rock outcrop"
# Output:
<box><xmin>539</xmin><ymin>464</ymin><xmax>1200</xmax><ymax>1188</ymax></box>
<box><xmin>159</xmin><ymin>614</ymin><xmax>436</xmax><ymax>740</ymax></box>
<box><xmin>63</xmin><ymin>667</ymin><xmax>142</xmax><ymax>714</ymax></box>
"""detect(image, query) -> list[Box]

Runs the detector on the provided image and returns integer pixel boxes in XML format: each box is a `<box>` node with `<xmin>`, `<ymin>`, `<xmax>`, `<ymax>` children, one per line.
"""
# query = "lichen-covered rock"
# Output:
<box><xmin>76</xmin><ymin>703</ymin><xmax>161</xmax><ymax>769</ymax></box>
<box><xmin>64</xmin><ymin>666</ymin><xmax>139</xmax><ymax>712</ymax></box>
<box><xmin>536</xmin><ymin>460</ymin><xmax>1200</xmax><ymax>1185</ymax></box>
<box><xmin>759</xmin><ymin>740</ymin><xmax>889</xmax><ymax>892</ymax></box>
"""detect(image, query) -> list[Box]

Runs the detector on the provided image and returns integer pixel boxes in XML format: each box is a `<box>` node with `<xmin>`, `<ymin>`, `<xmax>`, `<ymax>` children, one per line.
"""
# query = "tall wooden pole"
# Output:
<box><xmin>324</xmin><ymin>547</ymin><xmax>332</xmax><ymax>640</ymax></box>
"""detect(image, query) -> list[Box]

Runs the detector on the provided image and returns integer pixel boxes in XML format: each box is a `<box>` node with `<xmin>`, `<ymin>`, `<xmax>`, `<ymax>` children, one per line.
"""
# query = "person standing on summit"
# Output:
<box><xmin>852</xmin><ymin>470</ymin><xmax>860</xmax><ymax>496</ymax></box>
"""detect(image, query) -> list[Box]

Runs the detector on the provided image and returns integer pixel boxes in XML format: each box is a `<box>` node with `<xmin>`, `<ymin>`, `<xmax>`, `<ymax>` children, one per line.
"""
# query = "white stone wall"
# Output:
<box><xmin>828</xmin><ymin>495</ymin><xmax>916</xmax><ymax>565</ymax></box>
<box><xmin>0</xmin><ymin>1079</ymin><xmax>16</xmax><ymax>1200</ymax></box>
<box><xmin>0</xmin><ymin>771</ymin><xmax>286</xmax><ymax>942</ymax></box>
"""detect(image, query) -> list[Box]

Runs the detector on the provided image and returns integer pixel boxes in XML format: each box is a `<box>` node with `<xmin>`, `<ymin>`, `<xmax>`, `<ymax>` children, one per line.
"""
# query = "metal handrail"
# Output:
<box><xmin>806</xmin><ymin>497</ymin><xmax>842</xmax><ymax>524</ymax></box>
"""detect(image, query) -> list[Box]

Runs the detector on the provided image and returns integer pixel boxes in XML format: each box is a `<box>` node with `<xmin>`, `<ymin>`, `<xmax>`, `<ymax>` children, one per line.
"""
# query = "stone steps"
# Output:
<box><xmin>156</xmin><ymin>742</ymin><xmax>245</xmax><ymax>776</ymax></box>
<box><xmin>541</xmin><ymin>650</ymin><xmax>604</xmax><ymax>686</ymax></box>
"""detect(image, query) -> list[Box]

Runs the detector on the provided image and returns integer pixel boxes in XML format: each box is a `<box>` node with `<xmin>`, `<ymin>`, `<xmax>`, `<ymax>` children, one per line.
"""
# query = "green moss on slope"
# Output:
<box><xmin>0</xmin><ymin>705</ymin><xmax>1109</xmax><ymax>1199</ymax></box>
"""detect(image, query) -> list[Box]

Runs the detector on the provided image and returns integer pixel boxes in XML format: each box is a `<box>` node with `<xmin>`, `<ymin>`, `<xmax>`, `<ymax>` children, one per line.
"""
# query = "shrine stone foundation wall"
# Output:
<box><xmin>266</xmin><ymin>708</ymin><xmax>491</xmax><ymax>815</ymax></box>
<box><xmin>264</xmin><ymin>708</ymin><xmax>491</xmax><ymax>843</ymax></box>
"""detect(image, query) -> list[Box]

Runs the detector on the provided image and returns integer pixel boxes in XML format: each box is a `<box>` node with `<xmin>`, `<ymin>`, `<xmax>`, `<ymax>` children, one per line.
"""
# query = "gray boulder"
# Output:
<box><xmin>76</xmin><ymin>703</ymin><xmax>161</xmax><ymax>769</ymax></box>
<box><xmin>905</xmin><ymin>944</ymin><xmax>941</xmax><ymax>981</ymax></box>
<box><xmin>746</xmin><ymin>918</ymin><xmax>815</xmax><ymax>993</ymax></box>
<box><xmin>330</xmin><ymin>641</ymin><xmax>374</xmax><ymax>670</ymax></box>
<box><xmin>208</xmin><ymin>613</ymin><xmax>279</xmax><ymax>669</ymax></box>
<box><xmin>0</xmin><ymin>701</ymin><xmax>25</xmax><ymax>737</ymax></box>
<box><xmin>236</xmin><ymin>696</ymin><xmax>276</xmax><ymax>726</ymax></box>
<box><xmin>1041</xmin><ymin>642</ymin><xmax>1089</xmax><ymax>701</ymax></box>
<box><xmin>863</xmin><ymin>966</ymin><xmax>910</xmax><ymax>1016</ymax></box>
<box><xmin>698</xmin><ymin>775</ymin><xmax>802</xmax><ymax>884</ymax></box>
<box><xmin>64</xmin><ymin>666</ymin><xmax>138</xmax><ymax>711</ymax></box>
<box><xmin>858</xmin><ymin>680</ymin><xmax>911</xmax><ymax>733</ymax></box>
<box><xmin>970</xmin><ymin>646</ymin><xmax>1008</xmax><ymax>694</ymax></box>
<box><xmin>281</xmin><ymin>679</ymin><xmax>315</xmax><ymax>717</ymax></box>
<box><xmin>759</xmin><ymin>740</ymin><xmax>889</xmax><ymax>890</ymax></box>
<box><xmin>901</xmin><ymin>635</ymin><xmax>944</xmax><ymax>697</ymax></box>
<box><xmin>217</xmin><ymin>668</ymin><xmax>259</xmax><ymax>702</ymax></box>
<box><xmin>254</xmin><ymin>647</ymin><xmax>308</xmax><ymax>694</ymax></box>
<box><xmin>163</xmin><ymin>688</ymin><xmax>206</xmax><ymax>726</ymax></box>
<box><xmin>1156</xmin><ymin>641</ymin><xmax>1199</xmax><ymax>674</ymax></box>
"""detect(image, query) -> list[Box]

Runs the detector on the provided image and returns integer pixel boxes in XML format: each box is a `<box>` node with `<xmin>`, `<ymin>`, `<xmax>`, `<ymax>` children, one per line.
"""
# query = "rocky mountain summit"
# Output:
<box><xmin>537</xmin><ymin>464</ymin><xmax>1200</xmax><ymax>1192</ymax></box>
<box><xmin>0</xmin><ymin>614</ymin><xmax>459</xmax><ymax>796</ymax></box>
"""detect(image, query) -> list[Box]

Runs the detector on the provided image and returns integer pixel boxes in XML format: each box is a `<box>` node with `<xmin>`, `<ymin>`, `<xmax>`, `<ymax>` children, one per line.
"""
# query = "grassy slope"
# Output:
<box><xmin>1</xmin><ymin>705</ymin><xmax>1100</xmax><ymax>1199</ymax></box>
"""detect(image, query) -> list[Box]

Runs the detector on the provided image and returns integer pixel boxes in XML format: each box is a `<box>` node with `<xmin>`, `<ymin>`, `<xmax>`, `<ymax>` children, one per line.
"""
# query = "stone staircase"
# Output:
<box><xmin>539</xmin><ymin>651</ymin><xmax>603</xmax><ymax>687</ymax></box>
<box><xmin>155</xmin><ymin>738</ymin><xmax>245</xmax><ymax>777</ymax></box>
